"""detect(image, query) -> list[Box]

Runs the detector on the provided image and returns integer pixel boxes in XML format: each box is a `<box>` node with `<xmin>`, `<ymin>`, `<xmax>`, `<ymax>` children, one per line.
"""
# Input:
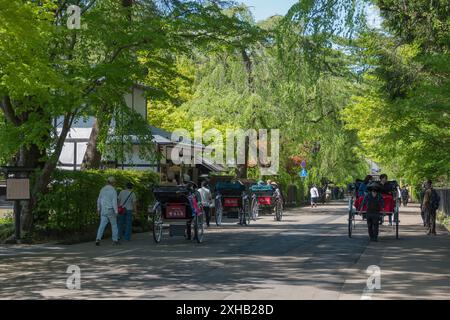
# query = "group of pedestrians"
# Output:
<box><xmin>356</xmin><ymin>175</ymin><xmax>440</xmax><ymax>241</ymax></box>
<box><xmin>95</xmin><ymin>177</ymin><xmax>137</xmax><ymax>246</ymax></box>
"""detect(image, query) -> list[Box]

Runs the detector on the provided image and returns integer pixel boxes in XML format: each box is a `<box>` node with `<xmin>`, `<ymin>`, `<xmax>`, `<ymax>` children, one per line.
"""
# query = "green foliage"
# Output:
<box><xmin>149</xmin><ymin>3</ymin><xmax>369</xmax><ymax>186</ymax></box>
<box><xmin>375</xmin><ymin>0</ymin><xmax>450</xmax><ymax>52</ymax></box>
<box><xmin>36</xmin><ymin>169</ymin><xmax>159</xmax><ymax>233</ymax></box>
<box><xmin>437</xmin><ymin>211</ymin><xmax>449</xmax><ymax>230</ymax></box>
<box><xmin>342</xmin><ymin>1</ymin><xmax>450</xmax><ymax>186</ymax></box>
<box><xmin>0</xmin><ymin>211</ymin><xmax>14</xmax><ymax>242</ymax></box>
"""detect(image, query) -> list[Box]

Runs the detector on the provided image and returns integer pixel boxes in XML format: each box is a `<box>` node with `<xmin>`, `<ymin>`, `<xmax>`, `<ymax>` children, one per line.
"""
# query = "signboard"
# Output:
<box><xmin>258</xmin><ymin>196</ymin><xmax>272</xmax><ymax>206</ymax></box>
<box><xmin>299</xmin><ymin>169</ymin><xmax>308</xmax><ymax>178</ymax></box>
<box><xmin>6</xmin><ymin>178</ymin><xmax>30</xmax><ymax>200</ymax></box>
<box><xmin>223</xmin><ymin>197</ymin><xmax>239</xmax><ymax>207</ymax></box>
<box><xmin>165</xmin><ymin>204</ymin><xmax>187</xmax><ymax>219</ymax></box>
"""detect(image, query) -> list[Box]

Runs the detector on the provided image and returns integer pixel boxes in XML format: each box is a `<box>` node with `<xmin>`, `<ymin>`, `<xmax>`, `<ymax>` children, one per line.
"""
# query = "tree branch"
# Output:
<box><xmin>0</xmin><ymin>96</ymin><xmax>21</xmax><ymax>126</ymax></box>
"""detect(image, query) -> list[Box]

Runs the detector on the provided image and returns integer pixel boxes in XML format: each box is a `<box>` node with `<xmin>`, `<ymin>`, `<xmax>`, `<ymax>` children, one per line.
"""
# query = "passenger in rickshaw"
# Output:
<box><xmin>354</xmin><ymin>175</ymin><xmax>372</xmax><ymax>210</ymax></box>
<box><xmin>161</xmin><ymin>171</ymin><xmax>178</xmax><ymax>186</ymax></box>
<box><xmin>358</xmin><ymin>175</ymin><xmax>373</xmax><ymax>196</ymax></box>
<box><xmin>270</xmin><ymin>181</ymin><xmax>283</xmax><ymax>204</ymax></box>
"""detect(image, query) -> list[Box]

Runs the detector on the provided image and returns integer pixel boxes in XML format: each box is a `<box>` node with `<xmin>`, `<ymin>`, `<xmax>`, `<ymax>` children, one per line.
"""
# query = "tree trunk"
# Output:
<box><xmin>81</xmin><ymin>118</ymin><xmax>103</xmax><ymax>170</ymax></box>
<box><xmin>22</xmin><ymin>114</ymin><xmax>73</xmax><ymax>234</ymax></box>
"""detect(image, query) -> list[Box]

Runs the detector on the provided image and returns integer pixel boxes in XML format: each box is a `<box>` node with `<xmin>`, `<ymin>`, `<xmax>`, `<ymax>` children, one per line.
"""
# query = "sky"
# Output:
<box><xmin>238</xmin><ymin>0</ymin><xmax>299</xmax><ymax>22</ymax></box>
<box><xmin>238</xmin><ymin>1</ymin><xmax>383</xmax><ymax>29</ymax></box>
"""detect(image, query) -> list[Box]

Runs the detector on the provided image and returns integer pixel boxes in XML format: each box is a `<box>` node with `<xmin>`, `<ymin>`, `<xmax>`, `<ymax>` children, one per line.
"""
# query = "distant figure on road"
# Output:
<box><xmin>419</xmin><ymin>182</ymin><xmax>427</xmax><ymax>226</ymax></box>
<box><xmin>96</xmin><ymin>177</ymin><xmax>120</xmax><ymax>246</ymax></box>
<box><xmin>360</xmin><ymin>183</ymin><xmax>384</xmax><ymax>242</ymax></box>
<box><xmin>198</xmin><ymin>181</ymin><xmax>212</xmax><ymax>227</ymax></box>
<box><xmin>310</xmin><ymin>185</ymin><xmax>319</xmax><ymax>208</ymax></box>
<box><xmin>396</xmin><ymin>185</ymin><xmax>402</xmax><ymax>208</ymax></box>
<box><xmin>325</xmin><ymin>187</ymin><xmax>332</xmax><ymax>202</ymax></box>
<box><xmin>422</xmin><ymin>180</ymin><xmax>440</xmax><ymax>235</ymax></box>
<box><xmin>401</xmin><ymin>186</ymin><xmax>409</xmax><ymax>207</ymax></box>
<box><xmin>117</xmin><ymin>182</ymin><xmax>137</xmax><ymax>241</ymax></box>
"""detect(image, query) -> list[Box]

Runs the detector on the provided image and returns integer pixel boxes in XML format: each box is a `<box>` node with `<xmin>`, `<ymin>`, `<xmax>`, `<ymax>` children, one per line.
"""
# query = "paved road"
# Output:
<box><xmin>0</xmin><ymin>201</ymin><xmax>448</xmax><ymax>300</ymax></box>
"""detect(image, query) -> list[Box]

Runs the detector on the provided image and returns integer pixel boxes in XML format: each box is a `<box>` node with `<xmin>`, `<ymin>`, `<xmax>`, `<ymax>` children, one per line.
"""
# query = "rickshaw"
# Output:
<box><xmin>214</xmin><ymin>180</ymin><xmax>250</xmax><ymax>226</ymax></box>
<box><xmin>348</xmin><ymin>180</ymin><xmax>400</xmax><ymax>239</ymax></box>
<box><xmin>150</xmin><ymin>183</ymin><xmax>205</xmax><ymax>243</ymax></box>
<box><xmin>250</xmin><ymin>183</ymin><xmax>283</xmax><ymax>221</ymax></box>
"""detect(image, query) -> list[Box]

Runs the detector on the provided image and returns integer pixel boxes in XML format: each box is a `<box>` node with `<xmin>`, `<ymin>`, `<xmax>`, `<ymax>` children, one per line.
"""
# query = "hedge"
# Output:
<box><xmin>36</xmin><ymin>169</ymin><xmax>159</xmax><ymax>234</ymax></box>
<box><xmin>0</xmin><ymin>214</ymin><xmax>14</xmax><ymax>243</ymax></box>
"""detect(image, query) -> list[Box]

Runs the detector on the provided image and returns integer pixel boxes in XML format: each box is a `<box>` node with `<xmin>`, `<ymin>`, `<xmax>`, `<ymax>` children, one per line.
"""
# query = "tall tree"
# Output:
<box><xmin>342</xmin><ymin>0</ymin><xmax>450</xmax><ymax>186</ymax></box>
<box><xmin>0</xmin><ymin>0</ymin><xmax>263</xmax><ymax>235</ymax></box>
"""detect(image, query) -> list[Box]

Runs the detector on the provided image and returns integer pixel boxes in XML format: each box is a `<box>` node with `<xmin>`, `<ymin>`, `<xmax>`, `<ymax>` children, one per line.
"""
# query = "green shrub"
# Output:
<box><xmin>437</xmin><ymin>211</ymin><xmax>449</xmax><ymax>230</ymax></box>
<box><xmin>0</xmin><ymin>212</ymin><xmax>14</xmax><ymax>242</ymax></box>
<box><xmin>36</xmin><ymin>169</ymin><xmax>159</xmax><ymax>234</ymax></box>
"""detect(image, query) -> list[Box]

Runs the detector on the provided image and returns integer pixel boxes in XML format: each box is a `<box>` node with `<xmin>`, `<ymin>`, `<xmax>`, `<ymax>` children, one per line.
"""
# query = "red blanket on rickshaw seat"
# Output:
<box><xmin>381</xmin><ymin>194</ymin><xmax>395</xmax><ymax>213</ymax></box>
<box><xmin>354</xmin><ymin>196</ymin><xmax>365</xmax><ymax>211</ymax></box>
<box><xmin>354</xmin><ymin>194</ymin><xmax>395</xmax><ymax>213</ymax></box>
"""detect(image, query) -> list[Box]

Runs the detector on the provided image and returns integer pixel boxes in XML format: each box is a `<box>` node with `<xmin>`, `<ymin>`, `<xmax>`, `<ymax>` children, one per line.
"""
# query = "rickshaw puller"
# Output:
<box><xmin>360</xmin><ymin>185</ymin><xmax>385</xmax><ymax>242</ymax></box>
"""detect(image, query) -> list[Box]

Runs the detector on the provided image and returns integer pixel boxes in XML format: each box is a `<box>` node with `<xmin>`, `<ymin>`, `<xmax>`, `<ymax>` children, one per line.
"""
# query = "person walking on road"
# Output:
<box><xmin>360</xmin><ymin>184</ymin><xmax>385</xmax><ymax>242</ymax></box>
<box><xmin>310</xmin><ymin>185</ymin><xmax>319</xmax><ymax>208</ymax></box>
<box><xmin>198</xmin><ymin>181</ymin><xmax>212</xmax><ymax>227</ymax></box>
<box><xmin>117</xmin><ymin>182</ymin><xmax>137</xmax><ymax>241</ymax></box>
<box><xmin>419</xmin><ymin>182</ymin><xmax>427</xmax><ymax>227</ymax></box>
<box><xmin>422</xmin><ymin>180</ymin><xmax>440</xmax><ymax>235</ymax></box>
<box><xmin>401</xmin><ymin>186</ymin><xmax>409</xmax><ymax>207</ymax></box>
<box><xmin>96</xmin><ymin>177</ymin><xmax>120</xmax><ymax>246</ymax></box>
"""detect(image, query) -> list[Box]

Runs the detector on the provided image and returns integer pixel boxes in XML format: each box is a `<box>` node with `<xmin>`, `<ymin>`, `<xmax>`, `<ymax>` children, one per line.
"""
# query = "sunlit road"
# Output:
<box><xmin>0</xmin><ymin>201</ymin><xmax>449</xmax><ymax>300</ymax></box>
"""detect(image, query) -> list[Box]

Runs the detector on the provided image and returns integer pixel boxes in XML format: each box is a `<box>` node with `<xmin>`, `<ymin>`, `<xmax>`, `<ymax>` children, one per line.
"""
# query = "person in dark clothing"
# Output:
<box><xmin>360</xmin><ymin>185</ymin><xmax>385</xmax><ymax>242</ymax></box>
<box><xmin>401</xmin><ymin>186</ymin><xmax>409</xmax><ymax>207</ymax></box>
<box><xmin>419</xmin><ymin>182</ymin><xmax>427</xmax><ymax>227</ymax></box>
<box><xmin>423</xmin><ymin>180</ymin><xmax>440</xmax><ymax>235</ymax></box>
<box><xmin>379</xmin><ymin>174</ymin><xmax>393</xmax><ymax>194</ymax></box>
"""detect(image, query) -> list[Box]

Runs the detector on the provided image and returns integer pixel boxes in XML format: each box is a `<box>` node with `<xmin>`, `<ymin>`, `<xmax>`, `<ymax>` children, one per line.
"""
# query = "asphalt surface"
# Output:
<box><xmin>0</xmin><ymin>201</ymin><xmax>448</xmax><ymax>300</ymax></box>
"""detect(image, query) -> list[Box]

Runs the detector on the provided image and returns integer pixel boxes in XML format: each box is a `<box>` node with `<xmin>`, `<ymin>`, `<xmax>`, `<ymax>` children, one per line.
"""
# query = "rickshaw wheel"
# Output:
<box><xmin>215</xmin><ymin>199</ymin><xmax>223</xmax><ymax>226</ymax></box>
<box><xmin>251</xmin><ymin>198</ymin><xmax>258</xmax><ymax>221</ymax></box>
<box><xmin>348</xmin><ymin>210</ymin><xmax>353</xmax><ymax>238</ymax></box>
<box><xmin>395</xmin><ymin>221</ymin><xmax>399</xmax><ymax>239</ymax></box>
<box><xmin>244</xmin><ymin>198</ymin><xmax>251</xmax><ymax>225</ymax></box>
<box><xmin>194</xmin><ymin>214</ymin><xmax>204</xmax><ymax>243</ymax></box>
<box><xmin>395</xmin><ymin>209</ymin><xmax>399</xmax><ymax>239</ymax></box>
<box><xmin>153</xmin><ymin>204</ymin><xmax>163</xmax><ymax>243</ymax></box>
<box><xmin>275</xmin><ymin>200</ymin><xmax>283</xmax><ymax>221</ymax></box>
